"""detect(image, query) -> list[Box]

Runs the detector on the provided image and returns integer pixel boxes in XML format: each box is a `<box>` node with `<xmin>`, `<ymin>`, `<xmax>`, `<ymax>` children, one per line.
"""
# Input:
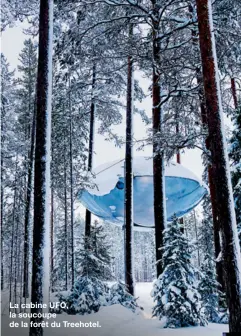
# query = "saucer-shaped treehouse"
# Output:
<box><xmin>78</xmin><ymin>157</ymin><xmax>207</xmax><ymax>229</ymax></box>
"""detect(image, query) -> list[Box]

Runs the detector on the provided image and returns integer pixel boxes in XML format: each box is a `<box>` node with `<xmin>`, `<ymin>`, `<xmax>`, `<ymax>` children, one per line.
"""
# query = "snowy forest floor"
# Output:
<box><xmin>1</xmin><ymin>282</ymin><xmax>228</xmax><ymax>336</ymax></box>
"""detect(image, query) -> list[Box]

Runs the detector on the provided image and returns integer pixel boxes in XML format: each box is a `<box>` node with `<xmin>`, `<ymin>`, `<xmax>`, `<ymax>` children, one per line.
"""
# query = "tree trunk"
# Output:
<box><xmin>200</xmin><ymin>81</ymin><xmax>224</xmax><ymax>290</ymax></box>
<box><xmin>208</xmin><ymin>166</ymin><xmax>225</xmax><ymax>290</ymax></box>
<box><xmin>1</xmin><ymin>143</ymin><xmax>4</xmax><ymax>291</ymax></box>
<box><xmin>1</xmin><ymin>188</ymin><xmax>3</xmax><ymax>291</ymax></box>
<box><xmin>175</xmin><ymin>113</ymin><xmax>185</xmax><ymax>232</ymax></box>
<box><xmin>189</xmin><ymin>0</ymin><xmax>225</xmax><ymax>291</ymax></box>
<box><xmin>50</xmin><ymin>188</ymin><xmax>54</xmax><ymax>292</ymax></box>
<box><xmin>176</xmin><ymin>152</ymin><xmax>181</xmax><ymax>165</ymax></box>
<box><xmin>231</xmin><ymin>77</ymin><xmax>238</xmax><ymax>110</ymax></box>
<box><xmin>193</xmin><ymin>210</ymin><xmax>200</xmax><ymax>269</ymax></box>
<box><xmin>64</xmin><ymin>144</ymin><xmax>68</xmax><ymax>291</ymax></box>
<box><xmin>175</xmin><ymin>118</ymin><xmax>181</xmax><ymax>164</ymax></box>
<box><xmin>1</xmin><ymin>97</ymin><xmax>5</xmax><ymax>291</ymax></box>
<box><xmin>152</xmin><ymin>0</ymin><xmax>166</xmax><ymax>278</ymax></box>
<box><xmin>23</xmin><ymin>103</ymin><xmax>36</xmax><ymax>299</ymax></box>
<box><xmin>14</xmin><ymin>197</ymin><xmax>20</xmax><ymax>313</ymax></box>
<box><xmin>19</xmin><ymin>247</ymin><xmax>24</xmax><ymax>312</ymax></box>
<box><xmin>50</xmin><ymin>130</ymin><xmax>54</xmax><ymax>293</ymax></box>
<box><xmin>85</xmin><ymin>64</ymin><xmax>96</xmax><ymax>237</ymax></box>
<box><xmin>196</xmin><ymin>0</ymin><xmax>241</xmax><ymax>331</ymax></box>
<box><xmin>9</xmin><ymin>165</ymin><xmax>18</xmax><ymax>313</ymax></box>
<box><xmin>124</xmin><ymin>23</ymin><xmax>135</xmax><ymax>296</ymax></box>
<box><xmin>198</xmin><ymin>61</ymin><xmax>225</xmax><ymax>291</ymax></box>
<box><xmin>27</xmin><ymin>45</ymin><xmax>32</xmax><ymax>140</ymax></box>
<box><xmin>69</xmin><ymin>78</ymin><xmax>75</xmax><ymax>288</ymax></box>
<box><xmin>29</xmin><ymin>0</ymin><xmax>53</xmax><ymax>335</ymax></box>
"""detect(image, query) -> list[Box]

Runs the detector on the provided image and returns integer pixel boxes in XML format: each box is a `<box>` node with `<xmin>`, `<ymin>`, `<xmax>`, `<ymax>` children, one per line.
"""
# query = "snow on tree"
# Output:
<box><xmin>102</xmin><ymin>222</ymin><xmax>125</xmax><ymax>281</ymax></box>
<box><xmin>109</xmin><ymin>282</ymin><xmax>140</xmax><ymax>313</ymax></box>
<box><xmin>53</xmin><ymin>2</ymin><xmax>129</xmax><ymax>240</ymax></box>
<box><xmin>59</xmin><ymin>221</ymin><xmax>113</xmax><ymax>314</ymax></box>
<box><xmin>58</xmin><ymin>276</ymin><xmax>109</xmax><ymax>315</ymax></box>
<box><xmin>1</xmin><ymin>0</ymin><xmax>38</xmax><ymax>32</ymax></box>
<box><xmin>51</xmin><ymin>58</ymin><xmax>90</xmax><ymax>291</ymax></box>
<box><xmin>184</xmin><ymin>210</ymin><xmax>201</xmax><ymax>269</ymax></box>
<box><xmin>151</xmin><ymin>215</ymin><xmax>206</xmax><ymax>328</ymax></box>
<box><xmin>1</xmin><ymin>41</ymin><xmax>38</xmax><ymax>302</ymax></box>
<box><xmin>80</xmin><ymin>220</ymin><xmax>114</xmax><ymax>282</ymax></box>
<box><xmin>1</xmin><ymin>54</ymin><xmax>27</xmax><ymax>306</ymax></box>
<box><xmin>1</xmin><ymin>54</ymin><xmax>16</xmax><ymax>292</ymax></box>
<box><xmin>198</xmin><ymin>254</ymin><xmax>221</xmax><ymax>322</ymax></box>
<box><xmin>2</xmin><ymin>0</ymin><xmax>241</xmax><ymax>331</ymax></box>
<box><xmin>15</xmin><ymin>38</ymin><xmax>38</xmax><ymax>299</ymax></box>
<box><xmin>134</xmin><ymin>230</ymin><xmax>155</xmax><ymax>282</ymax></box>
<box><xmin>101</xmin><ymin>222</ymin><xmax>155</xmax><ymax>283</ymax></box>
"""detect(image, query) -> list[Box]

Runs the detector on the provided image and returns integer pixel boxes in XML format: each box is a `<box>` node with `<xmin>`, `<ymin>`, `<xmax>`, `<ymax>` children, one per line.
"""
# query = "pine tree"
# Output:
<box><xmin>134</xmin><ymin>230</ymin><xmax>155</xmax><ymax>282</ymax></box>
<box><xmin>198</xmin><ymin>254</ymin><xmax>221</xmax><ymax>322</ymax></box>
<box><xmin>152</xmin><ymin>215</ymin><xmax>206</xmax><ymax>328</ymax></box>
<box><xmin>58</xmin><ymin>276</ymin><xmax>109</xmax><ymax>315</ymax></box>
<box><xmin>184</xmin><ymin>210</ymin><xmax>201</xmax><ymax>269</ymax></box>
<box><xmin>109</xmin><ymin>282</ymin><xmax>140</xmax><ymax>313</ymax></box>
<box><xmin>16</xmin><ymin>38</ymin><xmax>38</xmax><ymax>299</ymax></box>
<box><xmin>16</xmin><ymin>39</ymin><xmax>37</xmax><ymax>141</ymax></box>
<box><xmin>51</xmin><ymin>57</ymin><xmax>89</xmax><ymax>291</ymax></box>
<box><xmin>79</xmin><ymin>221</ymin><xmax>114</xmax><ymax>281</ymax></box>
<box><xmin>102</xmin><ymin>223</ymin><xmax>125</xmax><ymax>282</ymax></box>
<box><xmin>1</xmin><ymin>53</ymin><xmax>27</xmax><ymax>309</ymax></box>
<box><xmin>1</xmin><ymin>54</ymin><xmax>16</xmax><ymax>291</ymax></box>
<box><xmin>60</xmin><ymin>221</ymin><xmax>113</xmax><ymax>314</ymax></box>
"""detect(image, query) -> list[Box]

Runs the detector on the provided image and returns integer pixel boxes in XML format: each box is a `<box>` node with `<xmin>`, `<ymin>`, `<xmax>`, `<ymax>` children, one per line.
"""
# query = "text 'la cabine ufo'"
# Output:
<box><xmin>78</xmin><ymin>156</ymin><xmax>207</xmax><ymax>229</ymax></box>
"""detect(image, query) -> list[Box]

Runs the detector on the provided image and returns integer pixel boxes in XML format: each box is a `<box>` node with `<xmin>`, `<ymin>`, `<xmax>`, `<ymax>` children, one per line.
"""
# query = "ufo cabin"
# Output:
<box><xmin>78</xmin><ymin>156</ymin><xmax>207</xmax><ymax>229</ymax></box>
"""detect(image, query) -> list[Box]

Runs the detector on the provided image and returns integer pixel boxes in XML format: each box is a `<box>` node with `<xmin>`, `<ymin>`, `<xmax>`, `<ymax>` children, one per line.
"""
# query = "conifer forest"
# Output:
<box><xmin>1</xmin><ymin>0</ymin><xmax>241</xmax><ymax>335</ymax></box>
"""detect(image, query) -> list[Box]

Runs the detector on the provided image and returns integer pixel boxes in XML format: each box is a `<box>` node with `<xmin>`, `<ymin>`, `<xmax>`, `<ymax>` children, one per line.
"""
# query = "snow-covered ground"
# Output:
<box><xmin>1</xmin><ymin>282</ymin><xmax>228</xmax><ymax>336</ymax></box>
